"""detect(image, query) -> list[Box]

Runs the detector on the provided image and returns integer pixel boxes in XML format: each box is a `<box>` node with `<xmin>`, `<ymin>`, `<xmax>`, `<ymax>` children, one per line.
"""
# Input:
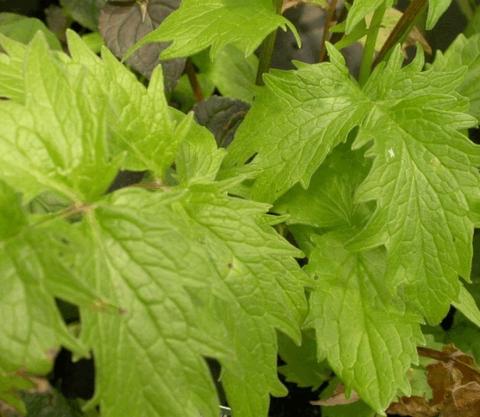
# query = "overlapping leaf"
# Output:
<box><xmin>60</xmin><ymin>0</ymin><xmax>106</xmax><ymax>31</ymax></box>
<box><xmin>0</xmin><ymin>30</ymin><xmax>309</xmax><ymax>417</ymax></box>
<box><xmin>226</xmin><ymin>45</ymin><xmax>480</xmax><ymax>324</ymax></box>
<box><xmin>306</xmin><ymin>232</ymin><xmax>424</xmax><ymax>412</ymax></box>
<box><xmin>0</xmin><ymin>34</ymin><xmax>26</xmax><ymax>102</ymax></box>
<box><xmin>0</xmin><ymin>180</ymin><xmax>98</xmax><ymax>410</ymax></box>
<box><xmin>352</xmin><ymin>50</ymin><xmax>480</xmax><ymax>323</ymax></box>
<box><xmin>69</xmin><ymin>31</ymin><xmax>179</xmax><ymax>175</ymax></box>
<box><xmin>274</xmin><ymin>143</ymin><xmax>370</xmax><ymax>229</ymax></box>
<box><xmin>128</xmin><ymin>0</ymin><xmax>300</xmax><ymax>59</ymax></box>
<box><xmin>0</xmin><ymin>34</ymin><xmax>117</xmax><ymax>202</ymax></box>
<box><xmin>345</xmin><ymin>0</ymin><xmax>393</xmax><ymax>34</ymax></box>
<box><xmin>345</xmin><ymin>0</ymin><xmax>451</xmax><ymax>33</ymax></box>
<box><xmin>80</xmin><ymin>181</ymin><xmax>308</xmax><ymax>417</ymax></box>
<box><xmin>223</xmin><ymin>51</ymin><xmax>369</xmax><ymax>203</ymax></box>
<box><xmin>432</xmin><ymin>34</ymin><xmax>480</xmax><ymax>119</ymax></box>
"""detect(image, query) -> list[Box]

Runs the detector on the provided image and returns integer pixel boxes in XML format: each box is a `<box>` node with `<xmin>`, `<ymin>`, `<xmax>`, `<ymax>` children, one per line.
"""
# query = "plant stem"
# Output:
<box><xmin>373</xmin><ymin>0</ymin><xmax>428</xmax><ymax>68</ymax></box>
<box><xmin>185</xmin><ymin>59</ymin><xmax>204</xmax><ymax>102</ymax></box>
<box><xmin>256</xmin><ymin>0</ymin><xmax>284</xmax><ymax>86</ymax></box>
<box><xmin>319</xmin><ymin>0</ymin><xmax>338</xmax><ymax>62</ymax></box>
<box><xmin>358</xmin><ymin>2</ymin><xmax>386</xmax><ymax>85</ymax></box>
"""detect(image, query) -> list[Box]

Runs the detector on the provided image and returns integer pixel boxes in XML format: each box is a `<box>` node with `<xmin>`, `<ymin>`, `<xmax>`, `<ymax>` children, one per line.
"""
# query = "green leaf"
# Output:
<box><xmin>0</xmin><ymin>181</ymin><xmax>99</xmax><ymax>405</ymax></box>
<box><xmin>426</xmin><ymin>0</ymin><xmax>452</xmax><ymax>30</ymax></box>
<box><xmin>0</xmin><ymin>13</ymin><xmax>61</xmax><ymax>50</ymax></box>
<box><xmin>175</xmin><ymin>113</ymin><xmax>226</xmax><ymax>185</ymax></box>
<box><xmin>0</xmin><ymin>34</ymin><xmax>118</xmax><ymax>202</ymax></box>
<box><xmin>275</xmin><ymin>143</ymin><xmax>370</xmax><ymax>229</ymax></box>
<box><xmin>79</xmin><ymin>184</ymin><xmax>308</xmax><ymax>417</ymax></box>
<box><xmin>345</xmin><ymin>0</ymin><xmax>392</xmax><ymax>34</ymax></box>
<box><xmin>453</xmin><ymin>285</ymin><xmax>480</xmax><ymax>327</ymax></box>
<box><xmin>228</xmin><ymin>44</ymin><xmax>480</xmax><ymax>324</ymax></box>
<box><xmin>345</xmin><ymin>0</ymin><xmax>450</xmax><ymax>34</ymax></box>
<box><xmin>128</xmin><ymin>0</ymin><xmax>300</xmax><ymax>60</ymax></box>
<box><xmin>60</xmin><ymin>0</ymin><xmax>106</xmax><ymax>31</ymax></box>
<box><xmin>0</xmin><ymin>34</ymin><xmax>27</xmax><ymax>102</ymax></box>
<box><xmin>67</xmin><ymin>30</ymin><xmax>177</xmax><ymax>176</ymax></box>
<box><xmin>321</xmin><ymin>401</ymin><xmax>375</xmax><ymax>417</ymax></box>
<box><xmin>306</xmin><ymin>232</ymin><xmax>424</xmax><ymax>412</ymax></box>
<box><xmin>431</xmin><ymin>34</ymin><xmax>480</xmax><ymax>119</ymax></box>
<box><xmin>465</xmin><ymin>6</ymin><xmax>480</xmax><ymax>37</ymax></box>
<box><xmin>23</xmin><ymin>388</ymin><xmax>84</xmax><ymax>417</ymax></box>
<box><xmin>352</xmin><ymin>49</ymin><xmax>480</xmax><ymax>323</ymax></box>
<box><xmin>278</xmin><ymin>330</ymin><xmax>331</xmax><ymax>389</ymax></box>
<box><xmin>196</xmin><ymin>45</ymin><xmax>258</xmax><ymax>103</ymax></box>
<box><xmin>223</xmin><ymin>49</ymin><xmax>368</xmax><ymax>203</ymax></box>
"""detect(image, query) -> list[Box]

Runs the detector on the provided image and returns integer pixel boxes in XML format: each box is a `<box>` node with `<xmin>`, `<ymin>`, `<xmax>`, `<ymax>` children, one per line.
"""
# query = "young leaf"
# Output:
<box><xmin>275</xmin><ymin>143</ymin><xmax>370</xmax><ymax>228</ymax></box>
<box><xmin>345</xmin><ymin>0</ymin><xmax>393</xmax><ymax>34</ymax></box>
<box><xmin>223</xmin><ymin>50</ymin><xmax>369</xmax><ymax>203</ymax></box>
<box><xmin>67</xmin><ymin>30</ymin><xmax>178</xmax><ymax>176</ymax></box>
<box><xmin>278</xmin><ymin>330</ymin><xmax>331</xmax><ymax>389</ymax></box>
<box><xmin>306</xmin><ymin>232</ymin><xmax>424</xmax><ymax>412</ymax></box>
<box><xmin>127</xmin><ymin>0</ymin><xmax>300</xmax><ymax>60</ymax></box>
<box><xmin>0</xmin><ymin>34</ymin><xmax>118</xmax><ymax>202</ymax></box>
<box><xmin>431</xmin><ymin>34</ymin><xmax>480</xmax><ymax>119</ymax></box>
<box><xmin>0</xmin><ymin>34</ymin><xmax>26</xmax><ymax>102</ymax></box>
<box><xmin>80</xmin><ymin>184</ymin><xmax>308</xmax><ymax>417</ymax></box>
<box><xmin>196</xmin><ymin>45</ymin><xmax>258</xmax><ymax>103</ymax></box>
<box><xmin>175</xmin><ymin>113</ymin><xmax>226</xmax><ymax>184</ymax></box>
<box><xmin>426</xmin><ymin>0</ymin><xmax>452</xmax><ymax>30</ymax></box>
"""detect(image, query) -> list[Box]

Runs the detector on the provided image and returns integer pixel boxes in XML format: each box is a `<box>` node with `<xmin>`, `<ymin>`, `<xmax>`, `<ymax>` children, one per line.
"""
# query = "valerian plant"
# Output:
<box><xmin>1</xmin><ymin>1</ymin><xmax>480</xmax><ymax>417</ymax></box>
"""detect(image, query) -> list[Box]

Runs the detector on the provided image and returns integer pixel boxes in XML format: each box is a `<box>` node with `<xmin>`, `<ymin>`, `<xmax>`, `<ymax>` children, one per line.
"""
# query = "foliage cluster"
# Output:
<box><xmin>1</xmin><ymin>1</ymin><xmax>480</xmax><ymax>416</ymax></box>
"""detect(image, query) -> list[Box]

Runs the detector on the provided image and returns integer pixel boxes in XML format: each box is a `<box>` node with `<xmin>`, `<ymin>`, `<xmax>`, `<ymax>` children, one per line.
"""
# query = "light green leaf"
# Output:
<box><xmin>278</xmin><ymin>330</ymin><xmax>330</xmax><ymax>389</ymax></box>
<box><xmin>197</xmin><ymin>45</ymin><xmax>258</xmax><ymax>103</ymax></box>
<box><xmin>0</xmin><ymin>13</ymin><xmax>61</xmax><ymax>50</ymax></box>
<box><xmin>345</xmin><ymin>0</ymin><xmax>390</xmax><ymax>34</ymax></box>
<box><xmin>66</xmin><ymin>30</ymin><xmax>178</xmax><ymax>176</ymax></box>
<box><xmin>175</xmin><ymin>114</ymin><xmax>226</xmax><ymax>185</ymax></box>
<box><xmin>426</xmin><ymin>0</ymin><xmax>452</xmax><ymax>30</ymax></box>
<box><xmin>345</xmin><ymin>0</ymin><xmax>450</xmax><ymax>34</ymax></box>
<box><xmin>0</xmin><ymin>34</ymin><xmax>26</xmax><ymax>102</ymax></box>
<box><xmin>0</xmin><ymin>34</ymin><xmax>118</xmax><ymax>202</ymax></box>
<box><xmin>275</xmin><ymin>143</ymin><xmax>370</xmax><ymax>229</ymax></box>
<box><xmin>306</xmin><ymin>232</ymin><xmax>423</xmax><ymax>412</ymax></box>
<box><xmin>128</xmin><ymin>0</ymin><xmax>300</xmax><ymax>59</ymax></box>
<box><xmin>431</xmin><ymin>33</ymin><xmax>480</xmax><ymax>119</ymax></box>
<box><xmin>453</xmin><ymin>284</ymin><xmax>480</xmax><ymax>327</ymax></box>
<box><xmin>0</xmin><ymin>180</ymin><xmax>96</xmax><ymax>400</ymax></box>
<box><xmin>228</xmin><ymin>44</ymin><xmax>480</xmax><ymax>324</ymax></box>
<box><xmin>80</xmin><ymin>186</ymin><xmax>308</xmax><ymax>417</ymax></box>
<box><xmin>353</xmin><ymin>49</ymin><xmax>480</xmax><ymax>323</ymax></box>
<box><xmin>223</xmin><ymin>47</ymin><xmax>368</xmax><ymax>203</ymax></box>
